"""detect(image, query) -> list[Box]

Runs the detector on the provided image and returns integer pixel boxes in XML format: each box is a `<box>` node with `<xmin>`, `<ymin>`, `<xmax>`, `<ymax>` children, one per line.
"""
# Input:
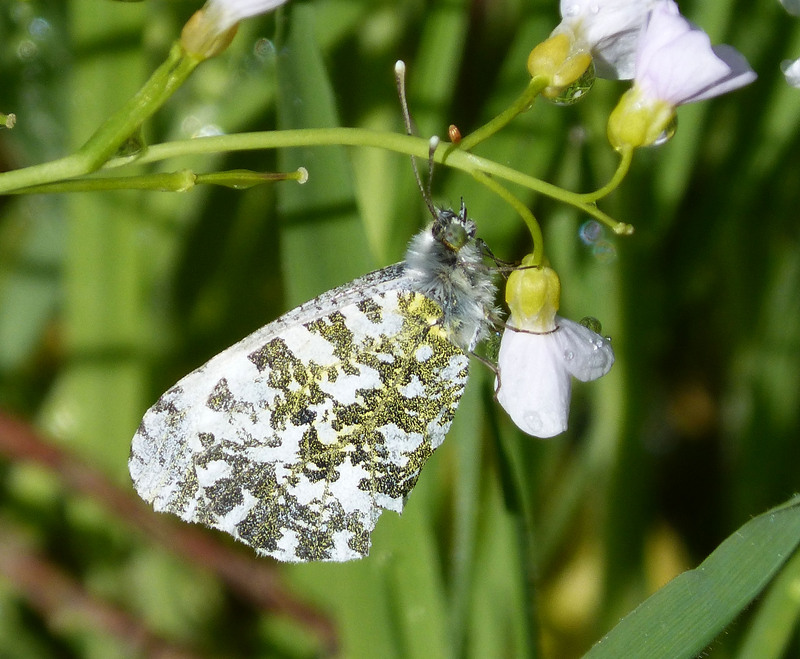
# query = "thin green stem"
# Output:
<box><xmin>8</xmin><ymin>170</ymin><xmax>198</xmax><ymax>194</ymax></box>
<box><xmin>472</xmin><ymin>171</ymin><xmax>544</xmax><ymax>266</ymax></box>
<box><xmin>0</xmin><ymin>43</ymin><xmax>199</xmax><ymax>195</ymax></box>
<box><xmin>106</xmin><ymin>128</ymin><xmax>632</xmax><ymax>233</ymax></box>
<box><xmin>1</xmin><ymin>123</ymin><xmax>633</xmax><ymax>235</ymax></box>
<box><xmin>453</xmin><ymin>77</ymin><xmax>548</xmax><ymax>153</ymax></box>
<box><xmin>575</xmin><ymin>146</ymin><xmax>634</xmax><ymax>203</ymax></box>
<box><xmin>4</xmin><ymin>168</ymin><xmax>308</xmax><ymax>195</ymax></box>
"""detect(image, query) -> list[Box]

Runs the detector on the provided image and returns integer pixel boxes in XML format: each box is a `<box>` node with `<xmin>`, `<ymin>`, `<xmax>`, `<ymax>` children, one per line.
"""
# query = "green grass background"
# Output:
<box><xmin>2</xmin><ymin>0</ymin><xmax>800</xmax><ymax>657</ymax></box>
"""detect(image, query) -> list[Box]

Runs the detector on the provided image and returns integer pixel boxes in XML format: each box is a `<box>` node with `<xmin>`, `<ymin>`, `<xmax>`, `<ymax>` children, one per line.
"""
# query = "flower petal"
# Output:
<box><xmin>553</xmin><ymin>316</ymin><xmax>615</xmax><ymax>382</ymax></box>
<box><xmin>634</xmin><ymin>1</ymin><xmax>755</xmax><ymax>106</ymax></box>
<box><xmin>205</xmin><ymin>0</ymin><xmax>289</xmax><ymax>33</ymax></box>
<box><xmin>557</xmin><ymin>0</ymin><xmax>668</xmax><ymax>79</ymax></box>
<box><xmin>495</xmin><ymin>327</ymin><xmax>571</xmax><ymax>438</ymax></box>
<box><xmin>682</xmin><ymin>45</ymin><xmax>757</xmax><ymax>103</ymax></box>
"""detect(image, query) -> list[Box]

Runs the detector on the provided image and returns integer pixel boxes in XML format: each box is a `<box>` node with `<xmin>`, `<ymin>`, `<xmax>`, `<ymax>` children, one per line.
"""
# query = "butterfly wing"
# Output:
<box><xmin>130</xmin><ymin>268</ymin><xmax>469</xmax><ymax>562</ymax></box>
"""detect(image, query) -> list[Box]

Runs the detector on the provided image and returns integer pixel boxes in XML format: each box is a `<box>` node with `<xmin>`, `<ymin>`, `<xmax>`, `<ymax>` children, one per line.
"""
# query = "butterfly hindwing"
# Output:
<box><xmin>131</xmin><ymin>207</ymin><xmax>496</xmax><ymax>562</ymax></box>
<box><xmin>130</xmin><ymin>274</ymin><xmax>469</xmax><ymax>562</ymax></box>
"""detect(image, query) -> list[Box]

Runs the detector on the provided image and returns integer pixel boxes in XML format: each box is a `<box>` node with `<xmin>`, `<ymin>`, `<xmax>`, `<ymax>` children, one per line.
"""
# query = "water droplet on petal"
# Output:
<box><xmin>564</xmin><ymin>350</ymin><xmax>574</xmax><ymax>361</ymax></box>
<box><xmin>546</xmin><ymin>63</ymin><xmax>595</xmax><ymax>106</ymax></box>
<box><xmin>579</xmin><ymin>317</ymin><xmax>602</xmax><ymax>334</ymax></box>
<box><xmin>524</xmin><ymin>411</ymin><xmax>542</xmax><ymax>427</ymax></box>
<box><xmin>652</xmin><ymin>115</ymin><xmax>678</xmax><ymax>146</ymax></box>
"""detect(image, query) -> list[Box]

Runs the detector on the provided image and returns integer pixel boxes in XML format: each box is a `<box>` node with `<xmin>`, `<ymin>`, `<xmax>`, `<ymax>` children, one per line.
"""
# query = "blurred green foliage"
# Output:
<box><xmin>1</xmin><ymin>0</ymin><xmax>800</xmax><ymax>657</ymax></box>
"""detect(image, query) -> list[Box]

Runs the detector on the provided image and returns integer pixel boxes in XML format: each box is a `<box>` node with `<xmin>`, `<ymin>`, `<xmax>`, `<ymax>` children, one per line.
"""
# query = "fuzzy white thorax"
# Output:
<box><xmin>403</xmin><ymin>205</ymin><xmax>496</xmax><ymax>352</ymax></box>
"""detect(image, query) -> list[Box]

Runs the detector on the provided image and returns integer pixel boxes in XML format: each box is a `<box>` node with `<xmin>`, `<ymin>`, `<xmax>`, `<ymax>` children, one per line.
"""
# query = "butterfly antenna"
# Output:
<box><xmin>426</xmin><ymin>136</ymin><xmax>439</xmax><ymax>206</ymax></box>
<box><xmin>395</xmin><ymin>60</ymin><xmax>438</xmax><ymax>220</ymax></box>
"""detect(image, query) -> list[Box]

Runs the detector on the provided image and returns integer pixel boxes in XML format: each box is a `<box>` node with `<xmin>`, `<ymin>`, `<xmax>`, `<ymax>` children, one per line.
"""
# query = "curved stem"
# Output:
<box><xmin>453</xmin><ymin>76</ymin><xmax>548</xmax><ymax>153</ymax></box>
<box><xmin>0</xmin><ymin>43</ymin><xmax>199</xmax><ymax>195</ymax></box>
<box><xmin>119</xmin><ymin>129</ymin><xmax>634</xmax><ymax>234</ymax></box>
<box><xmin>472</xmin><ymin>171</ymin><xmax>544</xmax><ymax>266</ymax></box>
<box><xmin>1</xmin><ymin>124</ymin><xmax>633</xmax><ymax>234</ymax></box>
<box><xmin>575</xmin><ymin>145</ymin><xmax>634</xmax><ymax>203</ymax></box>
<box><xmin>4</xmin><ymin>168</ymin><xmax>307</xmax><ymax>195</ymax></box>
<box><xmin>114</xmin><ymin>130</ymin><xmax>612</xmax><ymax>210</ymax></box>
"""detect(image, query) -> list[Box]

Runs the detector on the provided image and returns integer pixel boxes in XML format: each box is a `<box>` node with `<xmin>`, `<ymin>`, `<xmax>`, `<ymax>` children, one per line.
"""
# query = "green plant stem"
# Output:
<box><xmin>575</xmin><ymin>145</ymin><xmax>634</xmax><ymax>203</ymax></box>
<box><xmin>472</xmin><ymin>171</ymin><xmax>544</xmax><ymax>265</ymax></box>
<box><xmin>453</xmin><ymin>76</ymin><xmax>548</xmax><ymax>153</ymax></box>
<box><xmin>6</xmin><ymin>168</ymin><xmax>307</xmax><ymax>194</ymax></box>
<box><xmin>115</xmin><ymin>129</ymin><xmax>633</xmax><ymax>233</ymax></box>
<box><xmin>0</xmin><ymin>43</ymin><xmax>199</xmax><ymax>195</ymax></box>
<box><xmin>1</xmin><ymin>124</ymin><xmax>632</xmax><ymax>234</ymax></box>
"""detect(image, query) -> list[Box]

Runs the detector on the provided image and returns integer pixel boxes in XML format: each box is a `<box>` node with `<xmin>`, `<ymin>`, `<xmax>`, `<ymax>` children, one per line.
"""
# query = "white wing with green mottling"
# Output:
<box><xmin>130</xmin><ymin>270</ymin><xmax>469</xmax><ymax>562</ymax></box>
<box><xmin>130</xmin><ymin>208</ymin><xmax>496</xmax><ymax>562</ymax></box>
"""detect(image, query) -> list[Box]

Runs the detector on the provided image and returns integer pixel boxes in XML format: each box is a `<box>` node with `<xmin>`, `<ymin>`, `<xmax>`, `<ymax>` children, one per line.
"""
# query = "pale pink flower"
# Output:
<box><xmin>553</xmin><ymin>0</ymin><xmax>669</xmax><ymax>79</ymax></box>
<box><xmin>633</xmin><ymin>1</ymin><xmax>755</xmax><ymax>106</ymax></box>
<box><xmin>496</xmin><ymin>317</ymin><xmax>614</xmax><ymax>438</ymax></box>
<box><xmin>203</xmin><ymin>0</ymin><xmax>290</xmax><ymax>34</ymax></box>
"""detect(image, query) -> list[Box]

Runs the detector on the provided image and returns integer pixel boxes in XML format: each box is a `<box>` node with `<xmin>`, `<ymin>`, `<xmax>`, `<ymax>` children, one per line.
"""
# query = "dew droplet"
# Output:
<box><xmin>579</xmin><ymin>220</ymin><xmax>603</xmax><ymax>245</ymax></box>
<box><xmin>524</xmin><ymin>411</ymin><xmax>542</xmax><ymax>429</ymax></box>
<box><xmin>591</xmin><ymin>239</ymin><xmax>617</xmax><ymax>263</ymax></box>
<box><xmin>579</xmin><ymin>316</ymin><xmax>602</xmax><ymax>334</ymax></box>
<box><xmin>114</xmin><ymin>133</ymin><xmax>146</xmax><ymax>159</ymax></box>
<box><xmin>29</xmin><ymin>17</ymin><xmax>52</xmax><ymax>41</ymax></box>
<box><xmin>546</xmin><ymin>63</ymin><xmax>595</xmax><ymax>106</ymax></box>
<box><xmin>16</xmin><ymin>38</ymin><xmax>38</xmax><ymax>61</ymax></box>
<box><xmin>253</xmin><ymin>38</ymin><xmax>275</xmax><ymax>61</ymax></box>
<box><xmin>564</xmin><ymin>350</ymin><xmax>574</xmax><ymax>361</ymax></box>
<box><xmin>652</xmin><ymin>115</ymin><xmax>678</xmax><ymax>146</ymax></box>
<box><xmin>193</xmin><ymin>123</ymin><xmax>224</xmax><ymax>138</ymax></box>
<box><xmin>182</xmin><ymin>114</ymin><xmax>224</xmax><ymax>139</ymax></box>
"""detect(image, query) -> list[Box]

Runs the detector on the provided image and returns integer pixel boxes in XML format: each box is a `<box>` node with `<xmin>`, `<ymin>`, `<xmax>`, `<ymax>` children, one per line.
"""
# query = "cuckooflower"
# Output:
<box><xmin>494</xmin><ymin>263</ymin><xmax>614</xmax><ymax>439</ymax></box>
<box><xmin>607</xmin><ymin>0</ymin><xmax>755</xmax><ymax>149</ymax></box>
<box><xmin>182</xmin><ymin>0</ymin><xmax>290</xmax><ymax>59</ymax></box>
<box><xmin>551</xmin><ymin>0</ymin><xmax>668</xmax><ymax>80</ymax></box>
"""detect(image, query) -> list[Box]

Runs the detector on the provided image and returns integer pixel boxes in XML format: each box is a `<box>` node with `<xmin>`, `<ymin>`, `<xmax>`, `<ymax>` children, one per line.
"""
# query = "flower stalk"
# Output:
<box><xmin>453</xmin><ymin>76</ymin><xmax>548</xmax><ymax>153</ymax></box>
<box><xmin>496</xmin><ymin>265</ymin><xmax>615</xmax><ymax>438</ymax></box>
<box><xmin>0</xmin><ymin>44</ymin><xmax>199</xmax><ymax>195</ymax></box>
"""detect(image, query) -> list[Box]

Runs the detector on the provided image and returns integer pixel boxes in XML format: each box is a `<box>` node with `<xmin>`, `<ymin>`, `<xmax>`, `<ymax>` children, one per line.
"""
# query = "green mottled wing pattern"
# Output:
<box><xmin>130</xmin><ymin>271</ymin><xmax>469</xmax><ymax>562</ymax></box>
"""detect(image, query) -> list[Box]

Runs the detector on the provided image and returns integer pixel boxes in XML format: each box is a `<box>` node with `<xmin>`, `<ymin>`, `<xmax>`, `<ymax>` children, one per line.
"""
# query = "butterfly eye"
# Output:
<box><xmin>441</xmin><ymin>221</ymin><xmax>469</xmax><ymax>251</ymax></box>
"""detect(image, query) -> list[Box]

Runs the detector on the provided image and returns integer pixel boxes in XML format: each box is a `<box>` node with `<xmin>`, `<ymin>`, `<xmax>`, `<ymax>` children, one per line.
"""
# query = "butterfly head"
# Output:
<box><xmin>431</xmin><ymin>200</ymin><xmax>477</xmax><ymax>253</ymax></box>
